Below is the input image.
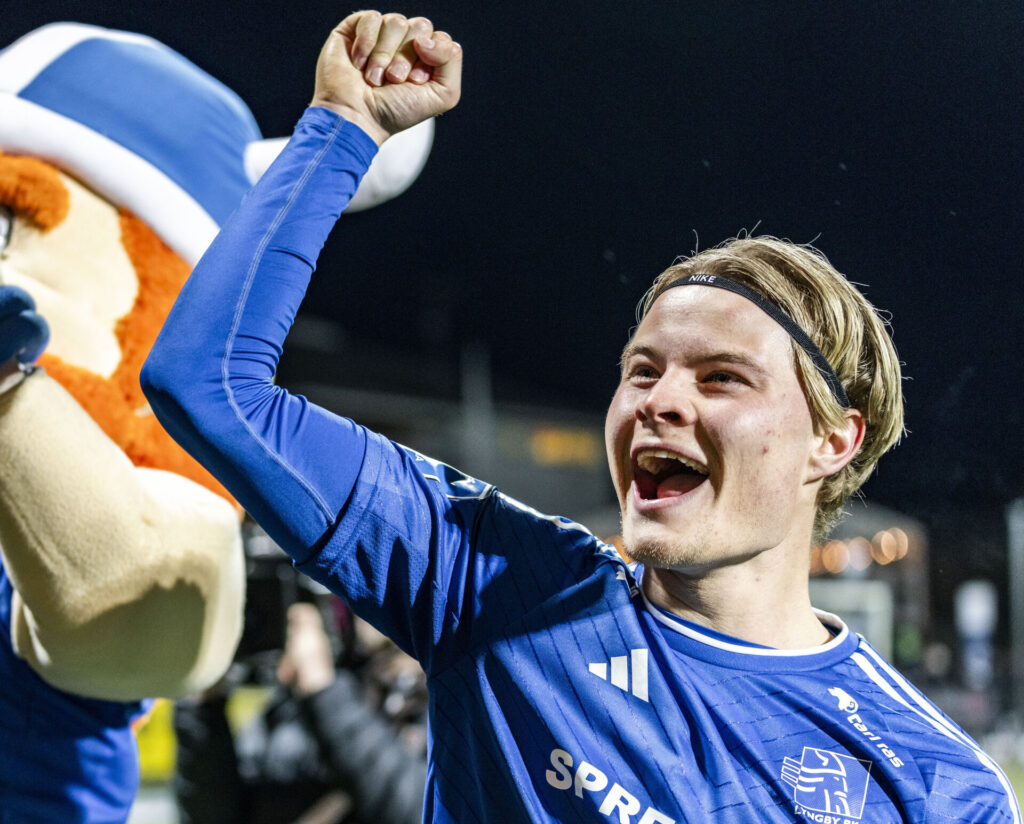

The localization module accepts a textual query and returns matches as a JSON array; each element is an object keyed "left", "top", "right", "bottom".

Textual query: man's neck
[{"left": 641, "top": 545, "right": 830, "bottom": 650}]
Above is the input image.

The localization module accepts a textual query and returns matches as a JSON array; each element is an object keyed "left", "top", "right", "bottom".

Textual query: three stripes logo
[{"left": 587, "top": 649, "right": 649, "bottom": 702}]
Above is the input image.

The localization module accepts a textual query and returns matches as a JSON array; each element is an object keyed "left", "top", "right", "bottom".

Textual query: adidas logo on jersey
[{"left": 588, "top": 649, "right": 648, "bottom": 701}]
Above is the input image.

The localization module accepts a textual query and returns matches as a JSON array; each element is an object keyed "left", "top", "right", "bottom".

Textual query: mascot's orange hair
[
  {"left": 0, "top": 152, "right": 234, "bottom": 505},
  {"left": 0, "top": 154, "right": 69, "bottom": 228}
]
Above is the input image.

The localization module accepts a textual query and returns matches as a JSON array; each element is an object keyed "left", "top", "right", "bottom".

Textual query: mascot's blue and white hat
[{"left": 0, "top": 22, "right": 434, "bottom": 266}]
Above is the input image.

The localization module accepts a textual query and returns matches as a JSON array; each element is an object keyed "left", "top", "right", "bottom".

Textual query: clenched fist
[{"left": 312, "top": 11, "right": 462, "bottom": 146}]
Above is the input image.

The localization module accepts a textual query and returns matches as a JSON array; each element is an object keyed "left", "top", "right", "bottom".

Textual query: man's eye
[
  {"left": 628, "top": 365, "right": 659, "bottom": 382},
  {"left": 0, "top": 204, "right": 12, "bottom": 257},
  {"left": 704, "top": 371, "right": 738, "bottom": 384}
]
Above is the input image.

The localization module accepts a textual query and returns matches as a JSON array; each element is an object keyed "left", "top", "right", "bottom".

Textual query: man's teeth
[{"left": 635, "top": 449, "right": 708, "bottom": 475}]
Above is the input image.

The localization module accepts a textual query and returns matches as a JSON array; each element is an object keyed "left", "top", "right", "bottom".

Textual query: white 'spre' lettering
[{"left": 546, "top": 748, "right": 675, "bottom": 824}]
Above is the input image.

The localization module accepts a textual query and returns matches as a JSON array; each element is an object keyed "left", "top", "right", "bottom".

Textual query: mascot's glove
[{"left": 0, "top": 285, "right": 49, "bottom": 366}]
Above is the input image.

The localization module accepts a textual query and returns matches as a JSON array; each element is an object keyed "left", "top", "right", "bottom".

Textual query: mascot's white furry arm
[
  {"left": 0, "top": 23, "right": 434, "bottom": 701},
  {"left": 0, "top": 361, "right": 244, "bottom": 700}
]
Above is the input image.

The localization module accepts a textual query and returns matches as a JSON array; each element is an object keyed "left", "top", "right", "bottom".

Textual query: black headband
[{"left": 659, "top": 273, "right": 850, "bottom": 408}]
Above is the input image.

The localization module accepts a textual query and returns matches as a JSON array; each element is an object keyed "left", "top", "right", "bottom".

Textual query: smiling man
[
  {"left": 607, "top": 254, "right": 902, "bottom": 652},
  {"left": 142, "top": 10, "right": 1020, "bottom": 823}
]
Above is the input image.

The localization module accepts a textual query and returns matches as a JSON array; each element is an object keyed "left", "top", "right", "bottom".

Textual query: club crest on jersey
[{"left": 781, "top": 747, "right": 871, "bottom": 822}]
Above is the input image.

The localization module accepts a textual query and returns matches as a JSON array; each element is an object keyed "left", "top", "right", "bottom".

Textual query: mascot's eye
[{"left": 0, "top": 204, "right": 12, "bottom": 257}]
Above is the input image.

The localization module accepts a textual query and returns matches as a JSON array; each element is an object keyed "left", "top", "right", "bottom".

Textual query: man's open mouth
[{"left": 633, "top": 448, "right": 709, "bottom": 500}]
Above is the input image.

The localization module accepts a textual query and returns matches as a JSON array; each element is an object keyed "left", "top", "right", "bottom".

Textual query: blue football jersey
[
  {"left": 0, "top": 557, "right": 148, "bottom": 823},
  {"left": 295, "top": 433, "right": 1021, "bottom": 824}
]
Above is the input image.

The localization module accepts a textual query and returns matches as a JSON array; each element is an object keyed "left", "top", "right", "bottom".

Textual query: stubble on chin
[{"left": 622, "top": 521, "right": 714, "bottom": 570}]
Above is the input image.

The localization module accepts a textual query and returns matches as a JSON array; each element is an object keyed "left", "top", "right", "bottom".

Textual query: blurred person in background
[{"left": 174, "top": 598, "right": 427, "bottom": 824}]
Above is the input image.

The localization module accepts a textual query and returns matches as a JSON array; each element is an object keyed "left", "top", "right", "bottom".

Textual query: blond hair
[{"left": 639, "top": 236, "right": 904, "bottom": 538}]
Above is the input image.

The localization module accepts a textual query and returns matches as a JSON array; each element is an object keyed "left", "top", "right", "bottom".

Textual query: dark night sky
[{"left": 7, "top": 2, "right": 1024, "bottom": 574}]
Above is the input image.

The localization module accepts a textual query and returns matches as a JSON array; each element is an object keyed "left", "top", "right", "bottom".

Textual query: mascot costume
[{"left": 0, "top": 22, "right": 433, "bottom": 822}]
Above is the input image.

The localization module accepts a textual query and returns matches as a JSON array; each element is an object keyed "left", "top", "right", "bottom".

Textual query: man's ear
[{"left": 807, "top": 409, "right": 865, "bottom": 482}]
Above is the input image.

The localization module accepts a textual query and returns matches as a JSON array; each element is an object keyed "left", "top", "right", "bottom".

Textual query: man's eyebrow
[
  {"left": 619, "top": 341, "right": 656, "bottom": 366},
  {"left": 698, "top": 350, "right": 772, "bottom": 377},
  {"left": 619, "top": 342, "right": 771, "bottom": 377}
]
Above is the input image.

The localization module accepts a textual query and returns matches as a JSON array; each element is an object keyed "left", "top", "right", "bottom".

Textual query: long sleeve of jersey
[
  {"left": 143, "top": 107, "right": 609, "bottom": 675},
  {"left": 142, "top": 107, "right": 375, "bottom": 561}
]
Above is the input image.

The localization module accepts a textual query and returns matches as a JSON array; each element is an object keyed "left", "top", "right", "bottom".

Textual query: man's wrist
[{"left": 308, "top": 99, "right": 389, "bottom": 146}]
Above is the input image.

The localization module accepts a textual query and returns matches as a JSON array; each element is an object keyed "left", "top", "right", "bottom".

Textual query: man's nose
[{"left": 635, "top": 375, "right": 696, "bottom": 426}]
